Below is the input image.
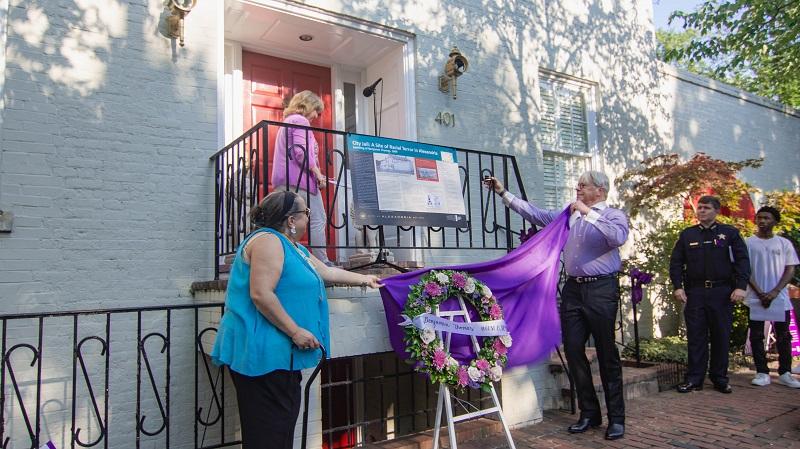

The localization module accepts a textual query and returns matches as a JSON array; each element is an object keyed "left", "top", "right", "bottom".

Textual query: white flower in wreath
[
  {"left": 421, "top": 328, "right": 436, "bottom": 344},
  {"left": 489, "top": 365, "right": 503, "bottom": 381},
  {"left": 425, "top": 306, "right": 432, "bottom": 313},
  {"left": 464, "top": 279, "right": 476, "bottom": 294},
  {"left": 435, "top": 272, "right": 449, "bottom": 284},
  {"left": 467, "top": 366, "right": 483, "bottom": 382},
  {"left": 448, "top": 357, "right": 459, "bottom": 368},
  {"left": 500, "top": 335, "right": 513, "bottom": 348},
  {"left": 481, "top": 285, "right": 492, "bottom": 298}
]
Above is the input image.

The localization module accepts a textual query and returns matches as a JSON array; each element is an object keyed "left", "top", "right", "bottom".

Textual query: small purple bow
[{"left": 630, "top": 268, "right": 654, "bottom": 305}]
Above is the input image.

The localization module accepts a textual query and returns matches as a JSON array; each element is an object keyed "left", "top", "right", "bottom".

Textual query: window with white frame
[{"left": 538, "top": 74, "right": 597, "bottom": 210}]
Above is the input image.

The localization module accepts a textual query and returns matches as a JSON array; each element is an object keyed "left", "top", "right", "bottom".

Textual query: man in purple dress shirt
[{"left": 484, "top": 171, "right": 629, "bottom": 441}]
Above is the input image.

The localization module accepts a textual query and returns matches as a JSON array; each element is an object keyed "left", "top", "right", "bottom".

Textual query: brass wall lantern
[
  {"left": 438, "top": 47, "right": 469, "bottom": 99},
  {"left": 166, "top": 0, "right": 198, "bottom": 47}
]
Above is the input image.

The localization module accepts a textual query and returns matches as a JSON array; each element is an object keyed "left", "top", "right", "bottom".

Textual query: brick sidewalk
[{"left": 462, "top": 371, "right": 800, "bottom": 449}]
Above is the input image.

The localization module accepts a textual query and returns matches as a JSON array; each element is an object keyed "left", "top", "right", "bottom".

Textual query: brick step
[
  {"left": 548, "top": 362, "right": 661, "bottom": 411},
  {"left": 363, "top": 418, "right": 503, "bottom": 449}
]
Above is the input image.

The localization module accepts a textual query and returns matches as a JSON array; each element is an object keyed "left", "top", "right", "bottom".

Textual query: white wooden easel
[{"left": 431, "top": 297, "right": 516, "bottom": 449}]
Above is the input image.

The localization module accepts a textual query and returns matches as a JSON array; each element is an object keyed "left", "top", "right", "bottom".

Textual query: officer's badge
[{"left": 717, "top": 234, "right": 726, "bottom": 240}]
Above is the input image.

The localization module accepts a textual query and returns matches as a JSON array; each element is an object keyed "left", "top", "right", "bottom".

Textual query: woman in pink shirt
[{"left": 271, "top": 91, "right": 333, "bottom": 265}]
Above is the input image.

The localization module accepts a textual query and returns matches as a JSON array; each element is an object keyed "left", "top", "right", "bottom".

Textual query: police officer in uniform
[{"left": 669, "top": 196, "right": 750, "bottom": 393}]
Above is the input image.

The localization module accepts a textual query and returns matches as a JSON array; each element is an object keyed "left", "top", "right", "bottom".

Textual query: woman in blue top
[{"left": 211, "top": 190, "right": 382, "bottom": 449}]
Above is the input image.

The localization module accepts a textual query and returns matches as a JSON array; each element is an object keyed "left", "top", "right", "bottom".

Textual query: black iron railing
[
  {"left": 0, "top": 304, "right": 237, "bottom": 449},
  {"left": 1, "top": 306, "right": 498, "bottom": 449},
  {"left": 210, "top": 121, "right": 530, "bottom": 278},
  {"left": 655, "top": 362, "right": 687, "bottom": 392}
]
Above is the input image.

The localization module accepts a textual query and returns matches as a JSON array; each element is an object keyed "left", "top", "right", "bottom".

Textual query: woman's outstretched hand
[{"left": 362, "top": 274, "right": 384, "bottom": 289}]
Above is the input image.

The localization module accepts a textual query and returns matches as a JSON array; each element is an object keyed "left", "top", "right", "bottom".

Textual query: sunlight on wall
[
  {"left": 49, "top": 0, "right": 127, "bottom": 96},
  {"left": 389, "top": 0, "right": 452, "bottom": 33},
  {"left": 10, "top": 4, "right": 48, "bottom": 45},
  {"left": 688, "top": 118, "right": 699, "bottom": 136},
  {"left": 560, "top": 0, "right": 590, "bottom": 24}
]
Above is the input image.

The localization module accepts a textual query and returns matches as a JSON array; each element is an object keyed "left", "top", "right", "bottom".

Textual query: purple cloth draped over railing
[{"left": 379, "top": 209, "right": 571, "bottom": 368}]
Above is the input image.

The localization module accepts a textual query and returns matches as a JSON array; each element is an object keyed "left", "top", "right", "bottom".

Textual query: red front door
[{"left": 242, "top": 51, "right": 336, "bottom": 258}]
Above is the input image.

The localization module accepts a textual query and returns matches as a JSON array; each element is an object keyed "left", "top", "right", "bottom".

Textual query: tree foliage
[
  {"left": 656, "top": 29, "right": 715, "bottom": 76},
  {"left": 617, "top": 153, "right": 763, "bottom": 217},
  {"left": 665, "top": 0, "right": 800, "bottom": 108},
  {"left": 762, "top": 190, "right": 800, "bottom": 284}
]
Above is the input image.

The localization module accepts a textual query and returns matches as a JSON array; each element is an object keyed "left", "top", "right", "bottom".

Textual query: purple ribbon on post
[{"left": 630, "top": 268, "right": 653, "bottom": 305}]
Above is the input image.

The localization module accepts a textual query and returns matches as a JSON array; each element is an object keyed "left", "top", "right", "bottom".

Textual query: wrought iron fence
[
  {"left": 1, "top": 306, "right": 498, "bottom": 449},
  {"left": 655, "top": 362, "right": 687, "bottom": 392},
  {"left": 210, "top": 121, "right": 530, "bottom": 278},
  {"left": 0, "top": 303, "right": 237, "bottom": 449}
]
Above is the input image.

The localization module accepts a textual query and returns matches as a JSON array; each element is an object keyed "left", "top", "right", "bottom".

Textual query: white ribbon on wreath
[{"left": 398, "top": 313, "right": 509, "bottom": 337}]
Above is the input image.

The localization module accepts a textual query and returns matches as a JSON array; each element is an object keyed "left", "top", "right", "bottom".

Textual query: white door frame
[{"left": 216, "top": 0, "right": 417, "bottom": 146}]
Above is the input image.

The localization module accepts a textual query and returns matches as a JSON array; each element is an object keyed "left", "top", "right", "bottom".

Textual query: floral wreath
[{"left": 402, "top": 270, "right": 512, "bottom": 391}]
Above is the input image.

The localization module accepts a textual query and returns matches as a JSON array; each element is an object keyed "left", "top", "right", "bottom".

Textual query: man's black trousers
[
  {"left": 749, "top": 310, "right": 793, "bottom": 375},
  {"left": 684, "top": 286, "right": 734, "bottom": 386},
  {"left": 561, "top": 277, "right": 625, "bottom": 424}
]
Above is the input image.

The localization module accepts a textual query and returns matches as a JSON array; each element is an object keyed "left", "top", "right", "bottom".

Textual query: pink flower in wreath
[
  {"left": 451, "top": 273, "right": 467, "bottom": 289},
  {"left": 433, "top": 349, "right": 448, "bottom": 370},
  {"left": 493, "top": 338, "right": 508, "bottom": 356},
  {"left": 424, "top": 282, "right": 443, "bottom": 297},
  {"left": 457, "top": 366, "right": 470, "bottom": 387},
  {"left": 475, "top": 358, "right": 490, "bottom": 372},
  {"left": 489, "top": 303, "right": 502, "bottom": 319}
]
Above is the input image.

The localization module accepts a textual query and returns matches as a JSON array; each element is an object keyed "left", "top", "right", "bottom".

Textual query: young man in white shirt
[{"left": 746, "top": 206, "right": 800, "bottom": 388}]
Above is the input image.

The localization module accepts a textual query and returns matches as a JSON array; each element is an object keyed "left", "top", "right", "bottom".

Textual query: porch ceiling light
[
  {"left": 166, "top": 0, "right": 198, "bottom": 47},
  {"left": 438, "top": 46, "right": 469, "bottom": 99},
  {"left": 299, "top": 34, "right": 314, "bottom": 42}
]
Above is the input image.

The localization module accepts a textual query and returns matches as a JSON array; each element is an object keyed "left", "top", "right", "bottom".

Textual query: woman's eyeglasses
[{"left": 287, "top": 207, "right": 311, "bottom": 218}]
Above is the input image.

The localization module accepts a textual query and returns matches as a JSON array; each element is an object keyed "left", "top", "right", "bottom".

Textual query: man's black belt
[
  {"left": 688, "top": 279, "right": 732, "bottom": 289},
  {"left": 568, "top": 272, "right": 618, "bottom": 284}
]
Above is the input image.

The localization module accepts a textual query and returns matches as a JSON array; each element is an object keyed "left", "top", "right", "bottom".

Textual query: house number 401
[{"left": 435, "top": 112, "right": 456, "bottom": 127}]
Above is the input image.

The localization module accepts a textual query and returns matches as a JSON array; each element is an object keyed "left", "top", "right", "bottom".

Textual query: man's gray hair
[{"left": 579, "top": 171, "right": 609, "bottom": 192}]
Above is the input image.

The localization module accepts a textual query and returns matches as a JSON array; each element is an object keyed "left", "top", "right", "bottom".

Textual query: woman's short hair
[
  {"left": 250, "top": 190, "right": 300, "bottom": 230},
  {"left": 284, "top": 91, "right": 323, "bottom": 119}
]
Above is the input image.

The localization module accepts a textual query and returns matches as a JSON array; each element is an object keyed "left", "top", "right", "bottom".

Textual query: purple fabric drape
[{"left": 379, "top": 209, "right": 571, "bottom": 368}]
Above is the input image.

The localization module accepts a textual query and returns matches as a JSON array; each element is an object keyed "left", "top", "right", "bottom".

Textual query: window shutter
[
  {"left": 538, "top": 82, "right": 589, "bottom": 155},
  {"left": 543, "top": 152, "right": 589, "bottom": 210},
  {"left": 539, "top": 75, "right": 593, "bottom": 209},
  {"left": 538, "top": 86, "right": 557, "bottom": 146}
]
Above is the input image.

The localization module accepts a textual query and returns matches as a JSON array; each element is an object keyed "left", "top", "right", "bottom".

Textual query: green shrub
[
  {"left": 624, "top": 334, "right": 752, "bottom": 369},
  {"left": 622, "top": 336, "right": 688, "bottom": 364},
  {"left": 730, "top": 302, "right": 749, "bottom": 349}
]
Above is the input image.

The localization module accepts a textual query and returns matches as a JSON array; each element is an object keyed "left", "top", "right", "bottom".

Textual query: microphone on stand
[{"left": 363, "top": 78, "right": 383, "bottom": 97}]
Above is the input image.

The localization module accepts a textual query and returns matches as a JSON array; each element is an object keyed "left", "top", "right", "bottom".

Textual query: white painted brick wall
[
  {"left": 0, "top": 0, "right": 219, "bottom": 313},
  {"left": 657, "top": 64, "right": 800, "bottom": 192}
]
